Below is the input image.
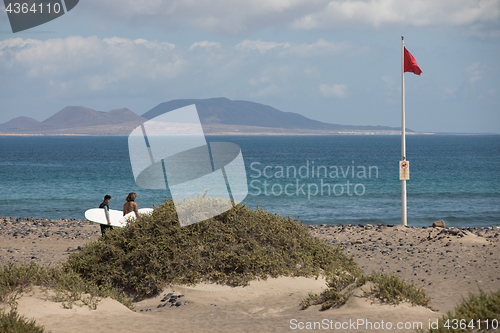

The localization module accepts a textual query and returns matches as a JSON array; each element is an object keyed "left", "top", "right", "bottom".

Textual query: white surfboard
[
  {"left": 85, "top": 208, "right": 154, "bottom": 228},
  {"left": 119, "top": 208, "right": 154, "bottom": 224}
]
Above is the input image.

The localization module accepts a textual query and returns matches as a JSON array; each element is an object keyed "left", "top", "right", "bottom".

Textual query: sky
[{"left": 0, "top": 0, "right": 499, "bottom": 133}]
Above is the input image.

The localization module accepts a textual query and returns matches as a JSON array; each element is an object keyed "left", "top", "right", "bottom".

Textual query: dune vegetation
[
  {"left": 2, "top": 198, "right": 497, "bottom": 331},
  {"left": 65, "top": 198, "right": 360, "bottom": 299}
]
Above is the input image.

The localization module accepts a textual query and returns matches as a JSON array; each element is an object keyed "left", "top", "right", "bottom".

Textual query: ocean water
[{"left": 0, "top": 135, "right": 498, "bottom": 228}]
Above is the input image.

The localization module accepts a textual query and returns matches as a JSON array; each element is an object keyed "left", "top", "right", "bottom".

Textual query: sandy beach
[{"left": 1, "top": 217, "right": 499, "bottom": 332}]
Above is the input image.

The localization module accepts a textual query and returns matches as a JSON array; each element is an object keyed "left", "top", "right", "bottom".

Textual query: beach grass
[
  {"left": 364, "top": 272, "right": 431, "bottom": 307},
  {"left": 300, "top": 272, "right": 430, "bottom": 310},
  {"left": 0, "top": 307, "right": 46, "bottom": 333},
  {"left": 0, "top": 261, "right": 132, "bottom": 310},
  {"left": 419, "top": 288, "right": 500, "bottom": 333}
]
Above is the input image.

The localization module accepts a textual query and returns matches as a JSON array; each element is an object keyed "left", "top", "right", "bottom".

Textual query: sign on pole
[{"left": 399, "top": 160, "right": 409, "bottom": 181}]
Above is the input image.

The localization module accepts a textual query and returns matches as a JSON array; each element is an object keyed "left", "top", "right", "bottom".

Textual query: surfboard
[
  {"left": 120, "top": 208, "right": 154, "bottom": 224},
  {"left": 85, "top": 208, "right": 154, "bottom": 228}
]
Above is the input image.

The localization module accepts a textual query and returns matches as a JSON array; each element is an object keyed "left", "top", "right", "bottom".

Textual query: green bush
[
  {"left": 66, "top": 199, "right": 360, "bottom": 299},
  {"left": 301, "top": 272, "right": 430, "bottom": 310},
  {"left": 0, "top": 262, "right": 84, "bottom": 302},
  {"left": 8, "top": 199, "right": 436, "bottom": 315},
  {"left": 300, "top": 268, "right": 365, "bottom": 310},
  {"left": 0, "top": 308, "right": 46, "bottom": 333},
  {"left": 365, "top": 273, "right": 431, "bottom": 307},
  {"left": 0, "top": 262, "right": 132, "bottom": 310},
  {"left": 420, "top": 288, "right": 500, "bottom": 333}
]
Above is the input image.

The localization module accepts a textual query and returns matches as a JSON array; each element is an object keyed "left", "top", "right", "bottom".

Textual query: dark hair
[
  {"left": 104, "top": 195, "right": 112, "bottom": 200},
  {"left": 125, "top": 192, "right": 137, "bottom": 202}
]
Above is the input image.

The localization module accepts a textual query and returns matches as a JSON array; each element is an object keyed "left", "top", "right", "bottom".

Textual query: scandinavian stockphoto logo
[
  {"left": 4, "top": 0, "right": 79, "bottom": 33},
  {"left": 128, "top": 105, "right": 248, "bottom": 227}
]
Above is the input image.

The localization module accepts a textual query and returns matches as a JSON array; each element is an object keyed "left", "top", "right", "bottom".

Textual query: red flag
[{"left": 404, "top": 47, "right": 422, "bottom": 75}]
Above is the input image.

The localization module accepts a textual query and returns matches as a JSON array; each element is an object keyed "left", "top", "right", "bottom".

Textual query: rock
[
  {"left": 161, "top": 293, "right": 173, "bottom": 302},
  {"left": 432, "top": 220, "right": 445, "bottom": 228},
  {"left": 449, "top": 228, "right": 460, "bottom": 236}
]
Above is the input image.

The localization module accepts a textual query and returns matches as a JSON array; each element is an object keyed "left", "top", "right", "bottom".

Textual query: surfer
[
  {"left": 99, "top": 195, "right": 113, "bottom": 235},
  {"left": 123, "top": 192, "right": 141, "bottom": 218}
]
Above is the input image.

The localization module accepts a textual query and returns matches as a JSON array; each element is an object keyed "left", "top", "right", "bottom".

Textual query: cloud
[
  {"left": 465, "top": 62, "right": 484, "bottom": 83},
  {"left": 0, "top": 36, "right": 349, "bottom": 101},
  {"left": 0, "top": 36, "right": 178, "bottom": 77},
  {"left": 319, "top": 83, "right": 347, "bottom": 98},
  {"left": 81, "top": 0, "right": 322, "bottom": 34},
  {"left": 77, "top": 0, "right": 500, "bottom": 34},
  {"left": 248, "top": 76, "right": 270, "bottom": 85},
  {"left": 235, "top": 39, "right": 291, "bottom": 53},
  {"left": 0, "top": 35, "right": 360, "bottom": 117},
  {"left": 189, "top": 41, "right": 222, "bottom": 51},
  {"left": 441, "top": 87, "right": 458, "bottom": 100},
  {"left": 292, "top": 0, "right": 500, "bottom": 30},
  {"left": 235, "top": 38, "right": 348, "bottom": 56},
  {"left": 285, "top": 38, "right": 349, "bottom": 56},
  {"left": 253, "top": 84, "right": 281, "bottom": 97},
  {"left": 0, "top": 36, "right": 183, "bottom": 97}
]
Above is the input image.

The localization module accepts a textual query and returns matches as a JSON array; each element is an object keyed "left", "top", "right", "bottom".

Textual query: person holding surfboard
[
  {"left": 123, "top": 192, "right": 141, "bottom": 218},
  {"left": 99, "top": 195, "right": 113, "bottom": 235}
]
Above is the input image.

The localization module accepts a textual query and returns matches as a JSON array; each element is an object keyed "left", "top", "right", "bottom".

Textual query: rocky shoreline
[
  {"left": 0, "top": 216, "right": 100, "bottom": 265},
  {"left": 307, "top": 223, "right": 500, "bottom": 312},
  {"left": 2, "top": 215, "right": 497, "bottom": 242},
  {"left": 1, "top": 216, "right": 99, "bottom": 240},
  {"left": 307, "top": 223, "right": 500, "bottom": 258}
]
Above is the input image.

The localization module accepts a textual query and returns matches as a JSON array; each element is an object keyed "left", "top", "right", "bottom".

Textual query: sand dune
[
  {"left": 1, "top": 218, "right": 498, "bottom": 332},
  {"left": 7, "top": 277, "right": 441, "bottom": 333}
]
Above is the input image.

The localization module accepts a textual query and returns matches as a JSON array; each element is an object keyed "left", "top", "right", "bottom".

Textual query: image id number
[{"left": 5, "top": 2, "right": 61, "bottom": 14}]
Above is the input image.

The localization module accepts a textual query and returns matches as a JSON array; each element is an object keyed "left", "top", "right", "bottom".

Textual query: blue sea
[{"left": 0, "top": 135, "right": 499, "bottom": 228}]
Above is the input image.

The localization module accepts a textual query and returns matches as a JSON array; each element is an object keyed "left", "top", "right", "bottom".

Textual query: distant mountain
[
  {"left": 0, "top": 106, "right": 147, "bottom": 135},
  {"left": 0, "top": 116, "right": 40, "bottom": 130},
  {"left": 142, "top": 97, "right": 405, "bottom": 132},
  {"left": 0, "top": 98, "right": 415, "bottom": 135},
  {"left": 30, "top": 106, "right": 145, "bottom": 130}
]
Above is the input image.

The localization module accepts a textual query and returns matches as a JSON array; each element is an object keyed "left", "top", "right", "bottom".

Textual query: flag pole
[{"left": 401, "top": 36, "right": 407, "bottom": 226}]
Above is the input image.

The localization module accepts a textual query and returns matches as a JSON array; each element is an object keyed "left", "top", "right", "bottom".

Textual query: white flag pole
[{"left": 401, "top": 36, "right": 407, "bottom": 226}]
